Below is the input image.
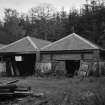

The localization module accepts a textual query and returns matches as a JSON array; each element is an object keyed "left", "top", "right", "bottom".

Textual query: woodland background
[{"left": 0, "top": 0, "right": 105, "bottom": 48}]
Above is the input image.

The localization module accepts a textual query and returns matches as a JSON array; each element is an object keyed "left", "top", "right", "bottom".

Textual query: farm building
[
  {"left": 0, "top": 36, "right": 51, "bottom": 76},
  {"left": 0, "top": 44, "right": 5, "bottom": 48},
  {"left": 40, "top": 33, "right": 105, "bottom": 77}
]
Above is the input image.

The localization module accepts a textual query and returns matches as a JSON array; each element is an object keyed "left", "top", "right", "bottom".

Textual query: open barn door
[
  {"left": 14, "top": 54, "right": 36, "bottom": 76},
  {"left": 65, "top": 60, "right": 80, "bottom": 77}
]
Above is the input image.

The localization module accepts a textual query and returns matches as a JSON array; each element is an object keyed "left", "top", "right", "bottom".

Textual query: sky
[{"left": 0, "top": 0, "right": 86, "bottom": 19}]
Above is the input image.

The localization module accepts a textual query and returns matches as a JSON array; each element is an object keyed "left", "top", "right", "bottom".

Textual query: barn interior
[
  {"left": 0, "top": 54, "right": 36, "bottom": 76},
  {"left": 65, "top": 60, "right": 80, "bottom": 77},
  {"left": 13, "top": 54, "right": 36, "bottom": 76}
]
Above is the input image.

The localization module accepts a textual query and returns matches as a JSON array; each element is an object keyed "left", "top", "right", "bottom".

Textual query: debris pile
[
  {"left": 0, "top": 80, "right": 32, "bottom": 99},
  {"left": 0, "top": 79, "right": 47, "bottom": 105}
]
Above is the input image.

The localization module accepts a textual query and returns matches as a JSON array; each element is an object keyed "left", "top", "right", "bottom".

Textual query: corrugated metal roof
[
  {"left": 0, "top": 36, "right": 51, "bottom": 53},
  {"left": 41, "top": 33, "right": 101, "bottom": 51}
]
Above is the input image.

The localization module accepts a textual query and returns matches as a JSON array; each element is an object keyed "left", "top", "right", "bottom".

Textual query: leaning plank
[
  {"left": 0, "top": 92, "right": 14, "bottom": 95},
  {"left": 0, "top": 92, "right": 14, "bottom": 97},
  {"left": 0, "top": 84, "right": 17, "bottom": 89},
  {"left": 14, "top": 90, "right": 32, "bottom": 96},
  {"left": 5, "top": 80, "right": 19, "bottom": 84},
  {"left": 34, "top": 100, "right": 48, "bottom": 105}
]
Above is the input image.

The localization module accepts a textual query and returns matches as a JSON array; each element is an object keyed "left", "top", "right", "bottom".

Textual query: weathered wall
[
  {"left": 40, "top": 54, "right": 51, "bottom": 62},
  {"left": 83, "top": 54, "right": 93, "bottom": 60},
  {"left": 40, "top": 52, "right": 95, "bottom": 62},
  {"left": 40, "top": 51, "right": 100, "bottom": 73},
  {"left": 54, "top": 60, "right": 66, "bottom": 71},
  {"left": 52, "top": 54, "right": 81, "bottom": 60}
]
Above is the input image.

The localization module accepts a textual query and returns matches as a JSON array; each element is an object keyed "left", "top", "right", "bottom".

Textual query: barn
[
  {"left": 0, "top": 36, "right": 51, "bottom": 76},
  {"left": 40, "top": 33, "right": 105, "bottom": 77},
  {"left": 0, "top": 44, "right": 5, "bottom": 48}
]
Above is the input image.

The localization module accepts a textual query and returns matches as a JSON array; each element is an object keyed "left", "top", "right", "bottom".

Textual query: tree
[
  {"left": 28, "top": 3, "right": 56, "bottom": 40},
  {"left": 3, "top": 8, "right": 25, "bottom": 43},
  {"left": 30, "top": 3, "right": 55, "bottom": 21},
  {"left": 65, "top": 0, "right": 105, "bottom": 48},
  {"left": 66, "top": 9, "right": 79, "bottom": 34}
]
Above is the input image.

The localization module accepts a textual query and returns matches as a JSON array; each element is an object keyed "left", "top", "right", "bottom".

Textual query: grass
[{"left": 0, "top": 76, "right": 105, "bottom": 105}]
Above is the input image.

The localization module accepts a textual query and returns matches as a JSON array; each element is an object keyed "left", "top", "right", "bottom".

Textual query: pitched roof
[
  {"left": 30, "top": 37, "right": 51, "bottom": 49},
  {"left": 41, "top": 33, "right": 101, "bottom": 51},
  {"left": 0, "top": 36, "right": 51, "bottom": 53},
  {"left": 0, "top": 44, "right": 5, "bottom": 48}
]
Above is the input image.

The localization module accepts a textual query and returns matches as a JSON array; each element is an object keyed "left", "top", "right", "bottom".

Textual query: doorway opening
[
  {"left": 12, "top": 54, "right": 36, "bottom": 76},
  {"left": 65, "top": 60, "right": 80, "bottom": 77}
]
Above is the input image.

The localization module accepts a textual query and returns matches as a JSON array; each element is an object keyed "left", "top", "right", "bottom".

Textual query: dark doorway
[
  {"left": 65, "top": 60, "right": 80, "bottom": 77},
  {"left": 12, "top": 54, "right": 36, "bottom": 76}
]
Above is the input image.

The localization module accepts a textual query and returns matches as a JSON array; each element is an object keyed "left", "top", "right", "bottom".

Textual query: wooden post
[
  {"left": 36, "top": 51, "right": 40, "bottom": 62},
  {"left": 93, "top": 50, "right": 100, "bottom": 76},
  {"left": 35, "top": 50, "right": 40, "bottom": 76},
  {"left": 81, "top": 53, "right": 84, "bottom": 60}
]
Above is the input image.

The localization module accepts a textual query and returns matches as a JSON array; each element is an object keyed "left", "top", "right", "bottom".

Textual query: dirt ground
[{"left": 0, "top": 76, "right": 105, "bottom": 105}]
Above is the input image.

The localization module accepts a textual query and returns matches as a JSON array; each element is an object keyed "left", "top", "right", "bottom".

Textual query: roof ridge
[
  {"left": 41, "top": 33, "right": 101, "bottom": 50},
  {"left": 27, "top": 36, "right": 38, "bottom": 50},
  {"left": 41, "top": 33, "right": 74, "bottom": 50},
  {"left": 73, "top": 33, "right": 99, "bottom": 49},
  {"left": 27, "top": 36, "right": 51, "bottom": 43}
]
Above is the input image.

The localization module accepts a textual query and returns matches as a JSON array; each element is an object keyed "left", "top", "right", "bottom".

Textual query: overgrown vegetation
[{"left": 0, "top": 76, "right": 105, "bottom": 105}]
